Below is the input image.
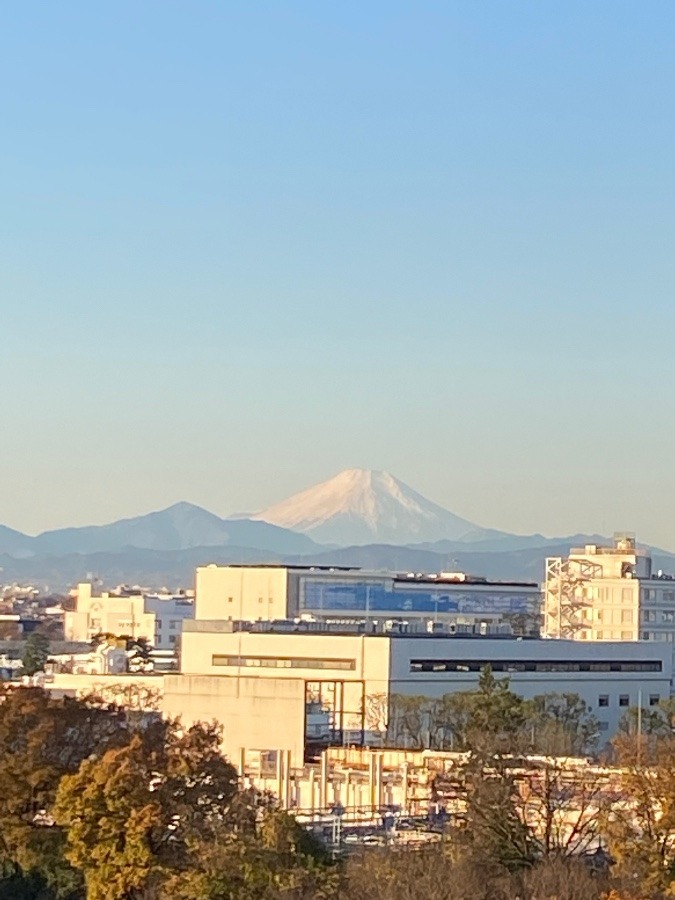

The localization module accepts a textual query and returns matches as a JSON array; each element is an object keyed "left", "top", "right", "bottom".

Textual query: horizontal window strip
[
  {"left": 213, "top": 655, "right": 356, "bottom": 671},
  {"left": 409, "top": 659, "right": 662, "bottom": 674}
]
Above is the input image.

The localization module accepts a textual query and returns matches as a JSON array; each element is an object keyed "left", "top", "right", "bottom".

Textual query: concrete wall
[
  {"left": 163, "top": 673, "right": 307, "bottom": 766},
  {"left": 195, "top": 566, "right": 290, "bottom": 621}
]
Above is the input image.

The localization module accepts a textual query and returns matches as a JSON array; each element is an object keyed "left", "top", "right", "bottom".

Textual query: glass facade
[{"left": 299, "top": 577, "right": 535, "bottom": 616}]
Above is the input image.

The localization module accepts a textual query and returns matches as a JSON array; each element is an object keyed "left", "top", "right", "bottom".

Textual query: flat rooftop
[
  {"left": 184, "top": 619, "right": 537, "bottom": 639},
  {"left": 198, "top": 563, "right": 538, "bottom": 587}
]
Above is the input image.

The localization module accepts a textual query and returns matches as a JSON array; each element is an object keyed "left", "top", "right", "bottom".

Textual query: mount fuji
[{"left": 253, "top": 468, "right": 488, "bottom": 546}]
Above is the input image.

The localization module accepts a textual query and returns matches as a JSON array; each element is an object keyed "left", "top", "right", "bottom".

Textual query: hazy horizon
[
  {"left": 1, "top": 467, "right": 665, "bottom": 553},
  {"left": 3, "top": 3, "right": 675, "bottom": 549}
]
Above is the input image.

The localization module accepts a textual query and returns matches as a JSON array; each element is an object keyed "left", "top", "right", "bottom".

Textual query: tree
[
  {"left": 21, "top": 633, "right": 50, "bottom": 677},
  {"left": 522, "top": 692, "right": 600, "bottom": 756},
  {"left": 123, "top": 637, "right": 153, "bottom": 674},
  {"left": 517, "top": 758, "right": 610, "bottom": 859},
  {"left": 342, "top": 845, "right": 511, "bottom": 900},
  {"left": 162, "top": 811, "right": 336, "bottom": 900},
  {"left": 463, "top": 666, "right": 526, "bottom": 759},
  {"left": 0, "top": 686, "right": 128, "bottom": 892},
  {"left": 463, "top": 769, "right": 535, "bottom": 873},
  {"left": 428, "top": 692, "right": 475, "bottom": 751},
  {"left": 617, "top": 701, "right": 673, "bottom": 740},
  {"left": 603, "top": 733, "right": 675, "bottom": 895},
  {"left": 386, "top": 695, "right": 428, "bottom": 748},
  {"left": 53, "top": 721, "right": 244, "bottom": 900}
]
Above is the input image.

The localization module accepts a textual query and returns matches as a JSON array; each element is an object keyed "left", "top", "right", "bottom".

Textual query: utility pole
[{"left": 637, "top": 689, "right": 643, "bottom": 767}]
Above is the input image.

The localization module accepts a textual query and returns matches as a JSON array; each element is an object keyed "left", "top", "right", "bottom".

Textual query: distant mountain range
[
  {"left": 253, "top": 468, "right": 485, "bottom": 545},
  {"left": 0, "top": 502, "right": 319, "bottom": 560},
  {"left": 2, "top": 469, "right": 672, "bottom": 591}
]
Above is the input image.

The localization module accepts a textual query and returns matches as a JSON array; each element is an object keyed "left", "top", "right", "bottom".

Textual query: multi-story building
[
  {"left": 195, "top": 564, "right": 541, "bottom": 635},
  {"left": 64, "top": 583, "right": 194, "bottom": 650},
  {"left": 163, "top": 611, "right": 671, "bottom": 766},
  {"left": 544, "top": 534, "right": 675, "bottom": 645}
]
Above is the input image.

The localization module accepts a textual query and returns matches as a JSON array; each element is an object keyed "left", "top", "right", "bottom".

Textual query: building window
[
  {"left": 213, "top": 655, "right": 356, "bottom": 671},
  {"left": 621, "top": 631, "right": 633, "bottom": 640},
  {"left": 598, "top": 722, "right": 610, "bottom": 732},
  {"left": 642, "top": 631, "right": 651, "bottom": 640},
  {"left": 596, "top": 631, "right": 604, "bottom": 640},
  {"left": 169, "top": 636, "right": 177, "bottom": 645},
  {"left": 622, "top": 609, "right": 633, "bottom": 624},
  {"left": 643, "top": 610, "right": 657, "bottom": 623},
  {"left": 619, "top": 695, "right": 630, "bottom": 707},
  {"left": 663, "top": 611, "right": 675, "bottom": 623},
  {"left": 649, "top": 694, "right": 660, "bottom": 707},
  {"left": 598, "top": 695, "right": 609, "bottom": 707},
  {"left": 408, "top": 659, "right": 662, "bottom": 674},
  {"left": 664, "top": 591, "right": 675, "bottom": 604},
  {"left": 228, "top": 597, "right": 233, "bottom": 603}
]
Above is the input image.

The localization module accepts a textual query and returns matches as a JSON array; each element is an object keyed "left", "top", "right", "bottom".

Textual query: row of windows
[
  {"left": 598, "top": 693, "right": 660, "bottom": 708},
  {"left": 581, "top": 609, "right": 634, "bottom": 624},
  {"left": 409, "top": 659, "right": 663, "bottom": 673},
  {"left": 572, "top": 588, "right": 675, "bottom": 606},
  {"left": 155, "top": 620, "right": 183, "bottom": 632},
  {"left": 225, "top": 597, "right": 275, "bottom": 604},
  {"left": 583, "top": 587, "right": 635, "bottom": 603},
  {"left": 644, "top": 589, "right": 675, "bottom": 603},
  {"left": 593, "top": 631, "right": 635, "bottom": 640},
  {"left": 642, "top": 610, "right": 675, "bottom": 624},
  {"left": 212, "top": 655, "right": 356, "bottom": 671}
]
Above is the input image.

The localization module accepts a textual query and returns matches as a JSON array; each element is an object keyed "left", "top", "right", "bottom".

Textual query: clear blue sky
[{"left": 3, "top": 2, "right": 675, "bottom": 547}]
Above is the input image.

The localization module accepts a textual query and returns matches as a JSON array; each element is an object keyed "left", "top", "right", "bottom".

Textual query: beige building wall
[
  {"left": 195, "top": 566, "right": 291, "bottom": 622},
  {"left": 163, "top": 674, "right": 307, "bottom": 766},
  {"left": 170, "top": 627, "right": 393, "bottom": 755},
  {"left": 180, "top": 627, "right": 391, "bottom": 694},
  {"left": 64, "top": 584, "right": 155, "bottom": 642}
]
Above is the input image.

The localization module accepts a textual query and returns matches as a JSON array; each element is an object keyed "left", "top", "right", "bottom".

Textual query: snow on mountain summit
[{"left": 253, "top": 468, "right": 479, "bottom": 546}]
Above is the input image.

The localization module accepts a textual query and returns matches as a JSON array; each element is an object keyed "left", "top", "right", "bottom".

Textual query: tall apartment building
[{"left": 544, "top": 534, "right": 675, "bottom": 644}]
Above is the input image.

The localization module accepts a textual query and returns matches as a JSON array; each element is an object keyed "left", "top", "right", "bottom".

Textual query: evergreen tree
[{"left": 21, "top": 633, "right": 50, "bottom": 677}]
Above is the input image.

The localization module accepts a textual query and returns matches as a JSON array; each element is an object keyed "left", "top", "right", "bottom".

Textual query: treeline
[
  {"left": 2, "top": 675, "right": 675, "bottom": 898},
  {"left": 382, "top": 670, "right": 601, "bottom": 756}
]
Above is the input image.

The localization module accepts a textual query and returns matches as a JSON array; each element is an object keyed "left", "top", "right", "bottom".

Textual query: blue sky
[{"left": 3, "top": 2, "right": 675, "bottom": 546}]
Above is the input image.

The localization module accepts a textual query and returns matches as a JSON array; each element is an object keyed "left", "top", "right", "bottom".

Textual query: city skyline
[{"left": 3, "top": 2, "right": 675, "bottom": 547}]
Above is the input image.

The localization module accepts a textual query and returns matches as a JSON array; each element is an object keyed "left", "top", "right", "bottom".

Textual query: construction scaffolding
[{"left": 544, "top": 556, "right": 604, "bottom": 639}]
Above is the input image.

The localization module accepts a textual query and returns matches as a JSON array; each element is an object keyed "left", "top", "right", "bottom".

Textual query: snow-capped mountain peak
[{"left": 253, "top": 468, "right": 479, "bottom": 546}]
